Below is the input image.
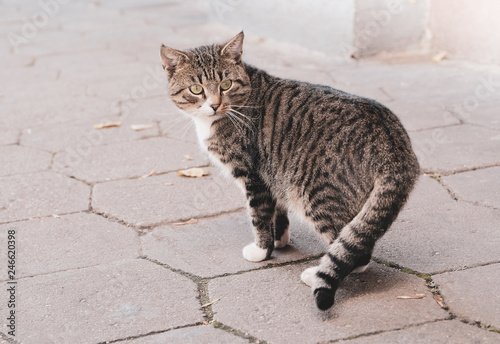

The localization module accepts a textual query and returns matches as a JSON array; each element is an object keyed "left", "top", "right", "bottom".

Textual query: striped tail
[{"left": 313, "top": 169, "right": 417, "bottom": 310}]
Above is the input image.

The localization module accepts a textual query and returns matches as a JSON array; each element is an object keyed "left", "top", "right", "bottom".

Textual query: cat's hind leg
[
  {"left": 301, "top": 252, "right": 370, "bottom": 287},
  {"left": 273, "top": 207, "right": 290, "bottom": 248},
  {"left": 311, "top": 173, "right": 416, "bottom": 310},
  {"left": 352, "top": 252, "right": 372, "bottom": 273}
]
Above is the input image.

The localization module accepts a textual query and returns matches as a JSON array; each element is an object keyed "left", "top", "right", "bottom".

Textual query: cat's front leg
[{"left": 241, "top": 175, "right": 276, "bottom": 262}]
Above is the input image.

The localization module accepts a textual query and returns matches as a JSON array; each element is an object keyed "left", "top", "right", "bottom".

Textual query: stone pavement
[{"left": 1, "top": 1, "right": 500, "bottom": 343}]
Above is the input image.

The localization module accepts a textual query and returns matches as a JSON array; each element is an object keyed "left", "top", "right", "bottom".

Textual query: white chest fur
[
  {"left": 194, "top": 115, "right": 213, "bottom": 151},
  {"left": 189, "top": 102, "right": 234, "bottom": 180}
]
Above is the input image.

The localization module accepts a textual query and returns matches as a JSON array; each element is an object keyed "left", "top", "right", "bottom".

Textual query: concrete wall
[
  {"left": 209, "top": 0, "right": 500, "bottom": 64},
  {"left": 209, "top": 0, "right": 355, "bottom": 57},
  {"left": 429, "top": 0, "right": 500, "bottom": 65},
  {"left": 352, "top": 0, "right": 428, "bottom": 58}
]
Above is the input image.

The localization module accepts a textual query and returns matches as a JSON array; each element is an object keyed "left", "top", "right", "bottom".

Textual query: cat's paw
[
  {"left": 242, "top": 243, "right": 268, "bottom": 262},
  {"left": 352, "top": 263, "right": 369, "bottom": 273},
  {"left": 314, "top": 287, "right": 336, "bottom": 310},
  {"left": 274, "top": 229, "right": 290, "bottom": 248},
  {"left": 300, "top": 266, "right": 320, "bottom": 287}
]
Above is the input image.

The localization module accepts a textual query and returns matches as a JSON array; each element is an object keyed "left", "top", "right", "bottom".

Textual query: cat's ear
[
  {"left": 220, "top": 31, "right": 244, "bottom": 63},
  {"left": 160, "top": 45, "right": 190, "bottom": 76}
]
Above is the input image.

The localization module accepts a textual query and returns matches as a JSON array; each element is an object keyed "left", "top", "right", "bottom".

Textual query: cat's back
[{"left": 251, "top": 69, "right": 415, "bottom": 166}]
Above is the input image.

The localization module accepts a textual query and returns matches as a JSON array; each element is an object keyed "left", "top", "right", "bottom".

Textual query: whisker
[
  {"left": 229, "top": 104, "right": 261, "bottom": 109},
  {"left": 226, "top": 112, "right": 244, "bottom": 134},
  {"left": 229, "top": 109, "right": 255, "bottom": 132},
  {"left": 161, "top": 116, "right": 191, "bottom": 134}
]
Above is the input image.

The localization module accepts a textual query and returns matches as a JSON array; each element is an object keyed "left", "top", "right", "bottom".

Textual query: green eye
[
  {"left": 189, "top": 84, "right": 204, "bottom": 95},
  {"left": 220, "top": 79, "right": 232, "bottom": 91}
]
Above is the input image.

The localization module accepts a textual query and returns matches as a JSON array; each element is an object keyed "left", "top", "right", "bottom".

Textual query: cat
[{"left": 160, "top": 32, "right": 420, "bottom": 310}]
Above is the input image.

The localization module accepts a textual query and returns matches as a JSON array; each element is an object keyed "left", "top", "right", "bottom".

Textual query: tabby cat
[{"left": 160, "top": 32, "right": 420, "bottom": 310}]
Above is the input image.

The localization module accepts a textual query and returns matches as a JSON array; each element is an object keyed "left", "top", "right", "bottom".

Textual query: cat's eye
[
  {"left": 189, "top": 84, "right": 204, "bottom": 95},
  {"left": 220, "top": 79, "right": 232, "bottom": 91}
]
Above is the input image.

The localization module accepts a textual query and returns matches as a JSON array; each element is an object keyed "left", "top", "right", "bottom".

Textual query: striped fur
[{"left": 160, "top": 32, "right": 420, "bottom": 310}]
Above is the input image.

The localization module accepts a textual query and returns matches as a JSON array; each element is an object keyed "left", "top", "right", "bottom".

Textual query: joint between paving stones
[
  {"left": 428, "top": 170, "right": 500, "bottom": 210},
  {"left": 91, "top": 209, "right": 143, "bottom": 232},
  {"left": 446, "top": 108, "right": 466, "bottom": 125},
  {"left": 433, "top": 260, "right": 500, "bottom": 275},
  {"left": 86, "top": 162, "right": 212, "bottom": 186},
  {"left": 425, "top": 162, "right": 500, "bottom": 177},
  {"left": 140, "top": 257, "right": 267, "bottom": 343},
  {"left": 88, "top": 184, "right": 94, "bottom": 211},
  {"left": 130, "top": 207, "right": 247, "bottom": 235},
  {"left": 372, "top": 257, "right": 500, "bottom": 337},
  {"left": 320, "top": 318, "right": 455, "bottom": 344},
  {"left": 456, "top": 318, "right": 500, "bottom": 335},
  {"left": 408, "top": 122, "right": 462, "bottom": 133},
  {"left": 95, "top": 322, "right": 206, "bottom": 344},
  {"left": 211, "top": 321, "right": 268, "bottom": 344},
  {"left": 428, "top": 173, "right": 460, "bottom": 201},
  {"left": 0, "top": 210, "right": 84, "bottom": 226},
  {"left": 371, "top": 257, "right": 450, "bottom": 311}
]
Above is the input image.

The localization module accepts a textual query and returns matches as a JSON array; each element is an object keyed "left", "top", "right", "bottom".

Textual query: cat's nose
[{"left": 211, "top": 103, "right": 220, "bottom": 111}]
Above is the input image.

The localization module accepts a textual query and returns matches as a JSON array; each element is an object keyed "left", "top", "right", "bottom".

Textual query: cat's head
[{"left": 160, "top": 32, "right": 251, "bottom": 118}]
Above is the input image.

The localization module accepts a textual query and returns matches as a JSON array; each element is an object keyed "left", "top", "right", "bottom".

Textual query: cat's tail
[{"left": 313, "top": 163, "right": 419, "bottom": 310}]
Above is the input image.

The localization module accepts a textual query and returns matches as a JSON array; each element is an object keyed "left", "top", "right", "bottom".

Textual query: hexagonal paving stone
[
  {"left": 0, "top": 145, "right": 52, "bottom": 177},
  {"left": 0, "top": 213, "right": 139, "bottom": 280},
  {"left": 409, "top": 125, "right": 500, "bottom": 173},
  {"left": 1, "top": 259, "right": 203, "bottom": 344},
  {"left": 92, "top": 169, "right": 245, "bottom": 227},
  {"left": 345, "top": 320, "right": 500, "bottom": 344},
  {"left": 21, "top": 116, "right": 159, "bottom": 153},
  {"left": 443, "top": 167, "right": 500, "bottom": 209},
  {"left": 122, "top": 325, "right": 249, "bottom": 344},
  {"left": 375, "top": 203, "right": 500, "bottom": 274},
  {"left": 53, "top": 137, "right": 207, "bottom": 182},
  {"left": 209, "top": 262, "right": 447, "bottom": 344},
  {"left": 142, "top": 211, "right": 327, "bottom": 278},
  {"left": 434, "top": 264, "right": 500, "bottom": 329},
  {"left": 0, "top": 172, "right": 90, "bottom": 223}
]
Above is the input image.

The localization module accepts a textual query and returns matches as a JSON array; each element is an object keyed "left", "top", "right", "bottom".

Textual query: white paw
[
  {"left": 352, "top": 263, "right": 369, "bottom": 273},
  {"left": 300, "top": 266, "right": 320, "bottom": 287},
  {"left": 274, "top": 229, "right": 290, "bottom": 248},
  {"left": 242, "top": 243, "right": 268, "bottom": 262}
]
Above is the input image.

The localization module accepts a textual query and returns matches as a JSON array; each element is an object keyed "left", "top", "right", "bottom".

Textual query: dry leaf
[
  {"left": 433, "top": 295, "right": 444, "bottom": 307},
  {"left": 130, "top": 124, "right": 153, "bottom": 131},
  {"left": 432, "top": 51, "right": 447, "bottom": 62},
  {"left": 164, "top": 182, "right": 174, "bottom": 186},
  {"left": 177, "top": 168, "right": 210, "bottom": 178},
  {"left": 397, "top": 294, "right": 426, "bottom": 299},
  {"left": 200, "top": 298, "right": 220, "bottom": 308},
  {"left": 93, "top": 121, "right": 121, "bottom": 129},
  {"left": 26, "top": 57, "right": 37, "bottom": 67},
  {"left": 140, "top": 170, "right": 156, "bottom": 178},
  {"left": 172, "top": 218, "right": 198, "bottom": 226},
  {"left": 184, "top": 155, "right": 193, "bottom": 161}
]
